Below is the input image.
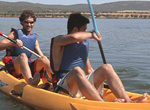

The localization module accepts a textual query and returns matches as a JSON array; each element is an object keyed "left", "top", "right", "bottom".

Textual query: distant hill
[{"left": 0, "top": 1, "right": 150, "bottom": 13}]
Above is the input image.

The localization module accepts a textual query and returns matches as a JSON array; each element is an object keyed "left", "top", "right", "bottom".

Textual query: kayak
[{"left": 0, "top": 61, "right": 150, "bottom": 110}]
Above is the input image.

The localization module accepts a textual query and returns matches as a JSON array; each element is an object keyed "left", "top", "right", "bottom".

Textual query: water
[{"left": 0, "top": 18, "right": 150, "bottom": 109}]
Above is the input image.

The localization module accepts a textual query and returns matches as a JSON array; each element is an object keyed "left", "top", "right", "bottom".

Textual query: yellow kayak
[{"left": 0, "top": 61, "right": 150, "bottom": 110}]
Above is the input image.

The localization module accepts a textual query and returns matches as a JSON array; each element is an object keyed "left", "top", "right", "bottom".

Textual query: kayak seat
[
  {"left": 42, "top": 82, "right": 51, "bottom": 90},
  {"left": 55, "top": 85, "right": 74, "bottom": 98}
]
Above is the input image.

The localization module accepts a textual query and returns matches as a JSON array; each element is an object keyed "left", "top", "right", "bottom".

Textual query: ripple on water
[{"left": 0, "top": 92, "right": 35, "bottom": 110}]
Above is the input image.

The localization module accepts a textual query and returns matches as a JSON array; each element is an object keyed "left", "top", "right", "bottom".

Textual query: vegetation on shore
[
  {"left": 0, "top": 1, "right": 150, "bottom": 19},
  {"left": 0, "top": 10, "right": 150, "bottom": 19}
]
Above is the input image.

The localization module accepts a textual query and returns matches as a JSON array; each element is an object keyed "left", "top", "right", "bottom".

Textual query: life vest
[
  {"left": 10, "top": 29, "right": 37, "bottom": 58},
  {"left": 2, "top": 28, "right": 37, "bottom": 78},
  {"left": 50, "top": 37, "right": 89, "bottom": 91},
  {"left": 59, "top": 40, "right": 89, "bottom": 71},
  {"left": 50, "top": 37, "right": 89, "bottom": 80}
]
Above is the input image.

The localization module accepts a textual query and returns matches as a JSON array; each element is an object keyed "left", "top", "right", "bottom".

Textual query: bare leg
[
  {"left": 35, "top": 56, "right": 53, "bottom": 80},
  {"left": 93, "top": 64, "right": 148, "bottom": 103},
  {"left": 14, "top": 53, "right": 40, "bottom": 86},
  {"left": 65, "top": 66, "right": 103, "bottom": 101}
]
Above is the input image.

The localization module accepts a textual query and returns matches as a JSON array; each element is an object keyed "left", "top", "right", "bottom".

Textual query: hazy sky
[{"left": 0, "top": 0, "right": 148, "bottom": 5}]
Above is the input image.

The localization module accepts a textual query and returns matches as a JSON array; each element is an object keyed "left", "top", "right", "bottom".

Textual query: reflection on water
[{"left": 0, "top": 92, "right": 34, "bottom": 110}]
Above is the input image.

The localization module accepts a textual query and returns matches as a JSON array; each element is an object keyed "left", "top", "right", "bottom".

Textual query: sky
[{"left": 0, "top": 0, "right": 149, "bottom": 5}]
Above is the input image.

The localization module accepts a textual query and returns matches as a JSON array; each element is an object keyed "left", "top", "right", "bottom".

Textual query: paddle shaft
[
  {"left": 0, "top": 32, "right": 41, "bottom": 58},
  {"left": 87, "top": 0, "right": 107, "bottom": 64}
]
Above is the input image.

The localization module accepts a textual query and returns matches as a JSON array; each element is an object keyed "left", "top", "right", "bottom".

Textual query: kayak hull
[{"left": 0, "top": 62, "right": 150, "bottom": 110}]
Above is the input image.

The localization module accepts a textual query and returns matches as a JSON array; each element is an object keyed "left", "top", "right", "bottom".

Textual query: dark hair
[
  {"left": 67, "top": 13, "right": 90, "bottom": 34},
  {"left": 19, "top": 10, "right": 36, "bottom": 22}
]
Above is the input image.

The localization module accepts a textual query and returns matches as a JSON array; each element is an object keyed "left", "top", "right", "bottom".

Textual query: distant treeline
[
  {"left": 0, "top": 10, "right": 150, "bottom": 19},
  {"left": 1, "top": 1, "right": 150, "bottom": 19}
]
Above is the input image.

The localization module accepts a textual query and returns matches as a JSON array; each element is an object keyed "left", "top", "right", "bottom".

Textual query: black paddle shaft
[
  {"left": 5, "top": 35, "right": 17, "bottom": 44},
  {"left": 97, "top": 41, "right": 107, "bottom": 64}
]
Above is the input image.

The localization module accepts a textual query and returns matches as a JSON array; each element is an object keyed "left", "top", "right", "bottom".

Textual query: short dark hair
[
  {"left": 67, "top": 13, "right": 90, "bottom": 34},
  {"left": 19, "top": 10, "right": 36, "bottom": 22}
]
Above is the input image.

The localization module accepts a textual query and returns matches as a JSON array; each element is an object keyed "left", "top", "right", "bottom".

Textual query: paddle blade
[{"left": 0, "top": 32, "right": 3, "bottom": 36}]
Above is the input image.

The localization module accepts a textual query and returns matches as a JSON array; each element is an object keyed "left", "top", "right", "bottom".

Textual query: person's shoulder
[
  {"left": 30, "top": 33, "right": 38, "bottom": 39},
  {"left": 32, "top": 33, "right": 37, "bottom": 36},
  {"left": 55, "top": 35, "right": 64, "bottom": 38},
  {"left": 8, "top": 28, "right": 18, "bottom": 39},
  {"left": 52, "top": 35, "right": 65, "bottom": 45},
  {"left": 10, "top": 28, "right": 17, "bottom": 34},
  {"left": 54, "top": 35, "right": 64, "bottom": 40},
  {"left": 11, "top": 28, "right": 17, "bottom": 32}
]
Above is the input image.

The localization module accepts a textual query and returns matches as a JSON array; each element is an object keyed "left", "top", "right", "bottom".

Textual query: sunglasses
[{"left": 23, "top": 21, "right": 35, "bottom": 24}]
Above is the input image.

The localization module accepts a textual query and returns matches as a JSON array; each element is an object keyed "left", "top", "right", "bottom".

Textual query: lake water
[{"left": 0, "top": 18, "right": 150, "bottom": 109}]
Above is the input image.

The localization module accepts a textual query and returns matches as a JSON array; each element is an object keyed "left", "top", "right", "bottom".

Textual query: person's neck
[{"left": 22, "top": 29, "right": 31, "bottom": 35}]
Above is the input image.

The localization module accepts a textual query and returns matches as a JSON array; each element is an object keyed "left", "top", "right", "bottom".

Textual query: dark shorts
[
  {"left": 2, "top": 56, "right": 45, "bottom": 79},
  {"left": 29, "top": 59, "right": 45, "bottom": 78}
]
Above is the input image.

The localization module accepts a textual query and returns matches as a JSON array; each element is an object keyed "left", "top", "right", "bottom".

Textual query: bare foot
[
  {"left": 113, "top": 98, "right": 125, "bottom": 103},
  {"left": 132, "top": 93, "right": 148, "bottom": 103},
  {"left": 113, "top": 93, "right": 148, "bottom": 103}
]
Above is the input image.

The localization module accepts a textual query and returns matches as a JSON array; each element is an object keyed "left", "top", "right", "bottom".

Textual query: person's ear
[{"left": 72, "top": 27, "right": 79, "bottom": 32}]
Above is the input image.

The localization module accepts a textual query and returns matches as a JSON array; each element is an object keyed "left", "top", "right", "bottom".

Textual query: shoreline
[
  {"left": 0, "top": 16, "right": 150, "bottom": 19},
  {"left": 0, "top": 11, "right": 150, "bottom": 19}
]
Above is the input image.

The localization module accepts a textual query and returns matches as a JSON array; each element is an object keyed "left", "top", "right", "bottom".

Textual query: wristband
[{"left": 90, "top": 31, "right": 95, "bottom": 38}]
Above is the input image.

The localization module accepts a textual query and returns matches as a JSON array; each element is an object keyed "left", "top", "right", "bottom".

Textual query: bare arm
[
  {"left": 52, "top": 31, "right": 102, "bottom": 72},
  {"left": 84, "top": 58, "right": 94, "bottom": 75},
  {"left": 34, "top": 40, "right": 44, "bottom": 56},
  {"left": 0, "top": 31, "right": 23, "bottom": 51},
  {"left": 54, "top": 31, "right": 102, "bottom": 46}
]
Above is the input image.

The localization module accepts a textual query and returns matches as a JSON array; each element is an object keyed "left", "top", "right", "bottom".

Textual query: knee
[
  {"left": 73, "top": 66, "right": 82, "bottom": 72},
  {"left": 19, "top": 53, "right": 28, "bottom": 60},
  {"left": 72, "top": 66, "right": 85, "bottom": 77},
  {"left": 38, "top": 56, "right": 49, "bottom": 63},
  {"left": 39, "top": 56, "right": 48, "bottom": 61},
  {"left": 100, "top": 64, "right": 113, "bottom": 72}
]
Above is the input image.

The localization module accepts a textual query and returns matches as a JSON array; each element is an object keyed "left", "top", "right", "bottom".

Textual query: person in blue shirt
[
  {"left": 50, "top": 13, "right": 148, "bottom": 102},
  {"left": 0, "top": 10, "right": 53, "bottom": 87}
]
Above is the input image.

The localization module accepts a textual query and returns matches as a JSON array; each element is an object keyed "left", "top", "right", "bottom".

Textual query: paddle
[
  {"left": 0, "top": 32, "right": 41, "bottom": 58},
  {"left": 87, "top": 0, "right": 107, "bottom": 64}
]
